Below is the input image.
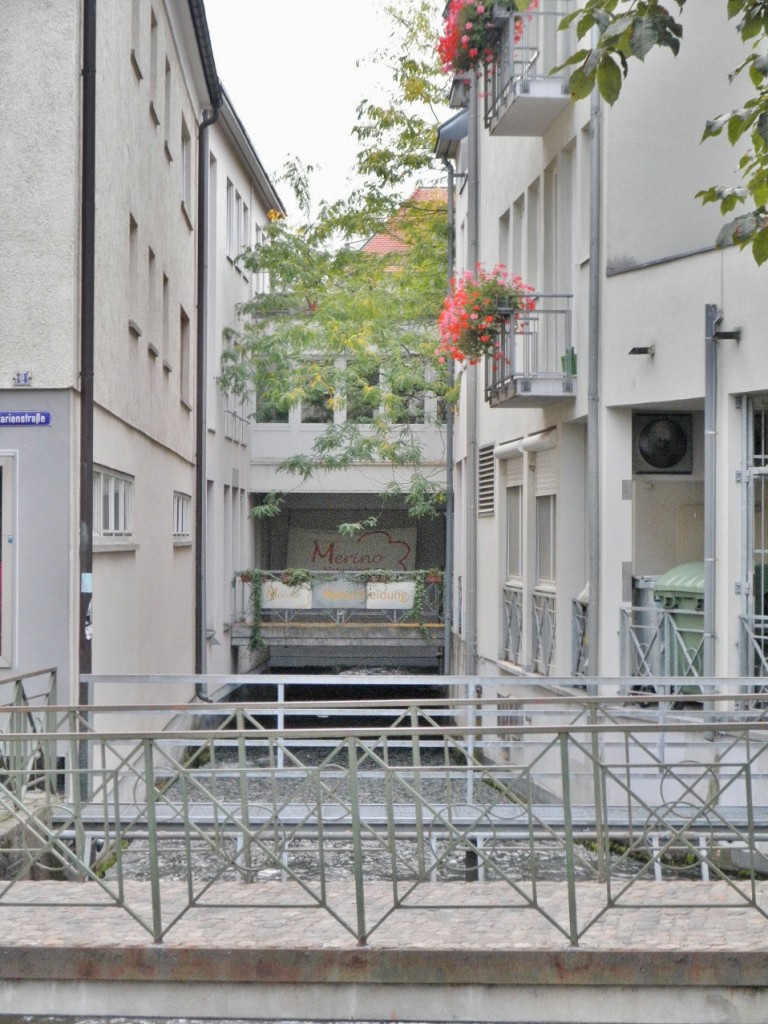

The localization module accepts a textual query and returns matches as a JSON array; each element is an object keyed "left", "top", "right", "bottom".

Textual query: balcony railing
[
  {"left": 232, "top": 569, "right": 444, "bottom": 628},
  {"left": 740, "top": 616, "right": 768, "bottom": 678},
  {"left": 571, "top": 599, "right": 588, "bottom": 676},
  {"left": 502, "top": 583, "right": 524, "bottom": 665},
  {"left": 485, "top": 293, "right": 575, "bottom": 407},
  {"left": 484, "top": 1, "right": 574, "bottom": 136},
  {"left": 532, "top": 588, "right": 556, "bottom": 675}
]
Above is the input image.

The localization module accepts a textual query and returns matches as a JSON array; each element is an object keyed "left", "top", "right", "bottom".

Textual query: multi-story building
[
  {"left": 441, "top": 2, "right": 768, "bottom": 687},
  {"left": 0, "top": 1, "right": 283, "bottom": 702}
]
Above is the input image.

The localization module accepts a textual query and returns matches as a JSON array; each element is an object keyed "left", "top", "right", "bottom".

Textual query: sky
[{"left": 204, "top": 0, "right": 400, "bottom": 219}]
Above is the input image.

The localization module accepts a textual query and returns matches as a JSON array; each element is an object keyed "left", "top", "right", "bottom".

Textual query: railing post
[
  {"left": 143, "top": 738, "right": 164, "bottom": 943},
  {"left": 410, "top": 706, "right": 426, "bottom": 880},
  {"left": 588, "top": 701, "right": 606, "bottom": 883},
  {"left": 346, "top": 737, "right": 367, "bottom": 946},
  {"left": 559, "top": 730, "right": 579, "bottom": 946},
  {"left": 236, "top": 708, "right": 252, "bottom": 879}
]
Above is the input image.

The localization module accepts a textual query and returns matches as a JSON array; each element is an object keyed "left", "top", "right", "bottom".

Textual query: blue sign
[{"left": 0, "top": 411, "right": 51, "bottom": 426}]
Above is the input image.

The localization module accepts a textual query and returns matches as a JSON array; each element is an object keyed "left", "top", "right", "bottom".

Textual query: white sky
[{"left": 205, "top": 0, "right": 399, "bottom": 219}]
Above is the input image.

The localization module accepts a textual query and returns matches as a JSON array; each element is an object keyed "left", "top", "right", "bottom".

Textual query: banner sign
[
  {"left": 261, "top": 580, "right": 312, "bottom": 609},
  {"left": 366, "top": 581, "right": 415, "bottom": 609},
  {"left": 313, "top": 581, "right": 367, "bottom": 609},
  {"left": 0, "top": 411, "right": 51, "bottom": 426},
  {"left": 287, "top": 527, "right": 417, "bottom": 572}
]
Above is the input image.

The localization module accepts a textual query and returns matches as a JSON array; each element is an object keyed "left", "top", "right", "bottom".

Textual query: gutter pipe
[
  {"left": 188, "top": 0, "right": 222, "bottom": 693},
  {"left": 465, "top": 74, "right": 480, "bottom": 676},
  {"left": 78, "top": 0, "right": 96, "bottom": 707},
  {"left": 586, "top": 85, "right": 601, "bottom": 680},
  {"left": 440, "top": 156, "right": 456, "bottom": 675}
]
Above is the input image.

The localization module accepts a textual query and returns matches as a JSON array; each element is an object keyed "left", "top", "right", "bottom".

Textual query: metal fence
[{"left": 3, "top": 678, "right": 768, "bottom": 947}]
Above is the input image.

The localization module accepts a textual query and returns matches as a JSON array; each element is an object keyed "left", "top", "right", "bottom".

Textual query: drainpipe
[
  {"left": 703, "top": 304, "right": 741, "bottom": 680},
  {"left": 441, "top": 156, "right": 456, "bottom": 676},
  {"left": 78, "top": 0, "right": 96, "bottom": 708},
  {"left": 194, "top": 103, "right": 221, "bottom": 694},
  {"left": 586, "top": 85, "right": 602, "bottom": 680},
  {"left": 465, "top": 74, "right": 480, "bottom": 676}
]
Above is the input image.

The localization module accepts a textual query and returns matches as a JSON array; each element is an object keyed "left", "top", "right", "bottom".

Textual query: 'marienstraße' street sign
[{"left": 0, "top": 411, "right": 51, "bottom": 426}]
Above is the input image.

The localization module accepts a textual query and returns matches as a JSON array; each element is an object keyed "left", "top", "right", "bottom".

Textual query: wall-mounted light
[{"left": 628, "top": 345, "right": 655, "bottom": 356}]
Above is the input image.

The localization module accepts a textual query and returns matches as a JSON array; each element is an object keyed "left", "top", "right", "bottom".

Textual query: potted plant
[
  {"left": 438, "top": 1, "right": 537, "bottom": 75},
  {"left": 435, "top": 263, "right": 536, "bottom": 366}
]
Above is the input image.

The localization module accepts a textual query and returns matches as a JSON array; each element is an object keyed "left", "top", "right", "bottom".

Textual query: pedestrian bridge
[{"left": 2, "top": 670, "right": 768, "bottom": 1022}]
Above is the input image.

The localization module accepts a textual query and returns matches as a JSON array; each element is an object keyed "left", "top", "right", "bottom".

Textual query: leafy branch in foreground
[{"left": 551, "top": 0, "right": 768, "bottom": 263}]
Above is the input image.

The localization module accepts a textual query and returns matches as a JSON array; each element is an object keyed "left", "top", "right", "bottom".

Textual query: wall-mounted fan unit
[{"left": 632, "top": 413, "right": 693, "bottom": 475}]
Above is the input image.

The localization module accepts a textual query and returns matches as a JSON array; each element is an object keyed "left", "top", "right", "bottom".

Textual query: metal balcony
[
  {"left": 485, "top": 293, "right": 575, "bottom": 408},
  {"left": 484, "top": 1, "right": 573, "bottom": 137}
]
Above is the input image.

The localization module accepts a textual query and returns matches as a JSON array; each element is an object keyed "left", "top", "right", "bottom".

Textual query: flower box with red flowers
[{"left": 435, "top": 264, "right": 536, "bottom": 366}]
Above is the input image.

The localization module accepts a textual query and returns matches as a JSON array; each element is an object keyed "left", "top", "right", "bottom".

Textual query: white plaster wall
[{"left": 1, "top": 0, "right": 80, "bottom": 388}]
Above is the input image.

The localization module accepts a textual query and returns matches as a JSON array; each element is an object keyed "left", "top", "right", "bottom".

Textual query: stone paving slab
[{"left": 0, "top": 878, "right": 766, "bottom": 952}]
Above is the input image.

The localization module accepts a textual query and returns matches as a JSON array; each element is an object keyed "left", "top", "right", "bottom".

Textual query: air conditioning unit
[{"left": 632, "top": 413, "right": 693, "bottom": 475}]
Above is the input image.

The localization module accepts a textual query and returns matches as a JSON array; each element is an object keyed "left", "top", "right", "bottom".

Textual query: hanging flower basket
[
  {"left": 437, "top": 1, "right": 538, "bottom": 75},
  {"left": 435, "top": 264, "right": 536, "bottom": 366}
]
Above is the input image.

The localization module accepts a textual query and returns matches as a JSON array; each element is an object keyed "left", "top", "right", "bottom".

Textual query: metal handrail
[{"left": 3, "top": 686, "right": 768, "bottom": 946}]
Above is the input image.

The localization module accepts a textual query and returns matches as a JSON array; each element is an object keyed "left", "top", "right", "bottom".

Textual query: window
[
  {"left": 94, "top": 468, "right": 134, "bottom": 538},
  {"left": 346, "top": 368, "right": 380, "bottom": 423},
  {"left": 162, "top": 272, "right": 170, "bottom": 370},
  {"left": 179, "top": 306, "right": 191, "bottom": 407},
  {"left": 507, "top": 485, "right": 523, "bottom": 579},
  {"left": 163, "top": 59, "right": 172, "bottom": 158},
  {"left": 254, "top": 383, "right": 289, "bottom": 424},
  {"left": 128, "top": 215, "right": 141, "bottom": 338},
  {"left": 172, "top": 492, "right": 191, "bottom": 538},
  {"left": 180, "top": 116, "right": 192, "bottom": 218},
  {"left": 535, "top": 493, "right": 556, "bottom": 584},
  {"left": 149, "top": 8, "right": 159, "bottom": 123},
  {"left": 226, "top": 179, "right": 235, "bottom": 258}
]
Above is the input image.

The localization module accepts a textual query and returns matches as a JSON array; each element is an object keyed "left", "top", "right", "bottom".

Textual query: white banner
[
  {"left": 366, "top": 581, "right": 415, "bottom": 609},
  {"left": 287, "top": 527, "right": 417, "bottom": 572},
  {"left": 261, "top": 580, "right": 312, "bottom": 609}
]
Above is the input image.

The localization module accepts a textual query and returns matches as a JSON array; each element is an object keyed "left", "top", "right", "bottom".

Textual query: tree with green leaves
[
  {"left": 549, "top": 0, "right": 768, "bottom": 263},
  {"left": 218, "top": 3, "right": 454, "bottom": 522}
]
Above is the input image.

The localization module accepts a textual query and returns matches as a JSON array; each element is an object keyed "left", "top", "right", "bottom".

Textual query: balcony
[
  {"left": 484, "top": 1, "right": 573, "bottom": 137},
  {"left": 230, "top": 569, "right": 445, "bottom": 670},
  {"left": 485, "top": 293, "right": 575, "bottom": 408}
]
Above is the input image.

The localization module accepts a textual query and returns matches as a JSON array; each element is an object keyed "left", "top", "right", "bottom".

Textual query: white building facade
[
  {"left": 444, "top": 3, "right": 768, "bottom": 687},
  {"left": 0, "top": 1, "right": 283, "bottom": 701}
]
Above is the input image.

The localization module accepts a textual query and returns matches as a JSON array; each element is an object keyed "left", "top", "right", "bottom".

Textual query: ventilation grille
[
  {"left": 478, "top": 445, "right": 495, "bottom": 515},
  {"left": 632, "top": 413, "right": 693, "bottom": 475}
]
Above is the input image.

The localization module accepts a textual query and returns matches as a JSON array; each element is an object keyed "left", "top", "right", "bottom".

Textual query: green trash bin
[{"left": 653, "top": 562, "right": 705, "bottom": 684}]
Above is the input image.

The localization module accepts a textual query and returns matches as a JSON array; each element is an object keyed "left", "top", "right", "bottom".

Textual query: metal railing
[
  {"left": 619, "top": 605, "right": 704, "bottom": 681},
  {"left": 0, "top": 667, "right": 57, "bottom": 799},
  {"left": 484, "top": 1, "right": 573, "bottom": 130},
  {"left": 741, "top": 615, "right": 768, "bottom": 678},
  {"left": 502, "top": 583, "right": 524, "bottom": 665},
  {"left": 484, "top": 294, "right": 574, "bottom": 402},
  {"left": 532, "top": 588, "right": 556, "bottom": 675},
  {"left": 6, "top": 680, "right": 768, "bottom": 947},
  {"left": 571, "top": 599, "right": 588, "bottom": 676},
  {"left": 232, "top": 570, "right": 444, "bottom": 627}
]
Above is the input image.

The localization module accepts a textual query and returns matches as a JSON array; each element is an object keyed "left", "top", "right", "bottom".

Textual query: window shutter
[{"left": 478, "top": 445, "right": 495, "bottom": 516}]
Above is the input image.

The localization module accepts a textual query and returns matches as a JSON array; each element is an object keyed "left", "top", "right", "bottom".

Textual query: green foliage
[{"left": 553, "top": 0, "right": 768, "bottom": 263}]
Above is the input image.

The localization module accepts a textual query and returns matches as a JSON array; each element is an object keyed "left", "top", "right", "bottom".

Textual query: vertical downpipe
[
  {"left": 586, "top": 86, "right": 602, "bottom": 682},
  {"left": 465, "top": 74, "right": 480, "bottom": 677},
  {"left": 441, "top": 158, "right": 456, "bottom": 676},
  {"left": 195, "top": 106, "right": 220, "bottom": 686},
  {"left": 703, "top": 304, "right": 721, "bottom": 680},
  {"left": 79, "top": 0, "right": 96, "bottom": 707}
]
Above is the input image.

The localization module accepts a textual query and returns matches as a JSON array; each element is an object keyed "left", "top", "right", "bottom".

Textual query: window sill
[
  {"left": 180, "top": 200, "right": 193, "bottom": 230},
  {"left": 173, "top": 537, "right": 192, "bottom": 548},
  {"left": 130, "top": 50, "right": 143, "bottom": 81},
  {"left": 94, "top": 541, "right": 139, "bottom": 555},
  {"left": 180, "top": 397, "right": 193, "bottom": 412},
  {"left": 128, "top": 319, "right": 142, "bottom": 339},
  {"left": 149, "top": 100, "right": 160, "bottom": 126}
]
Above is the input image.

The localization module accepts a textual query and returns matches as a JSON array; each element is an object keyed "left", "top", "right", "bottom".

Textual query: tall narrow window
[
  {"left": 226, "top": 179, "right": 235, "bottom": 258},
  {"left": 128, "top": 215, "right": 141, "bottom": 338},
  {"left": 147, "top": 247, "right": 157, "bottom": 356},
  {"left": 131, "top": 0, "right": 144, "bottom": 79},
  {"left": 172, "top": 492, "right": 191, "bottom": 539},
  {"left": 498, "top": 209, "right": 510, "bottom": 270},
  {"left": 535, "top": 493, "right": 556, "bottom": 584},
  {"left": 149, "top": 8, "right": 159, "bottom": 123},
  {"left": 162, "top": 273, "right": 170, "bottom": 370},
  {"left": 94, "top": 468, "right": 134, "bottom": 538},
  {"left": 163, "top": 59, "right": 172, "bottom": 158},
  {"left": 506, "top": 485, "right": 523, "bottom": 579},
  {"left": 180, "top": 306, "right": 191, "bottom": 407},
  {"left": 180, "top": 116, "right": 192, "bottom": 219}
]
